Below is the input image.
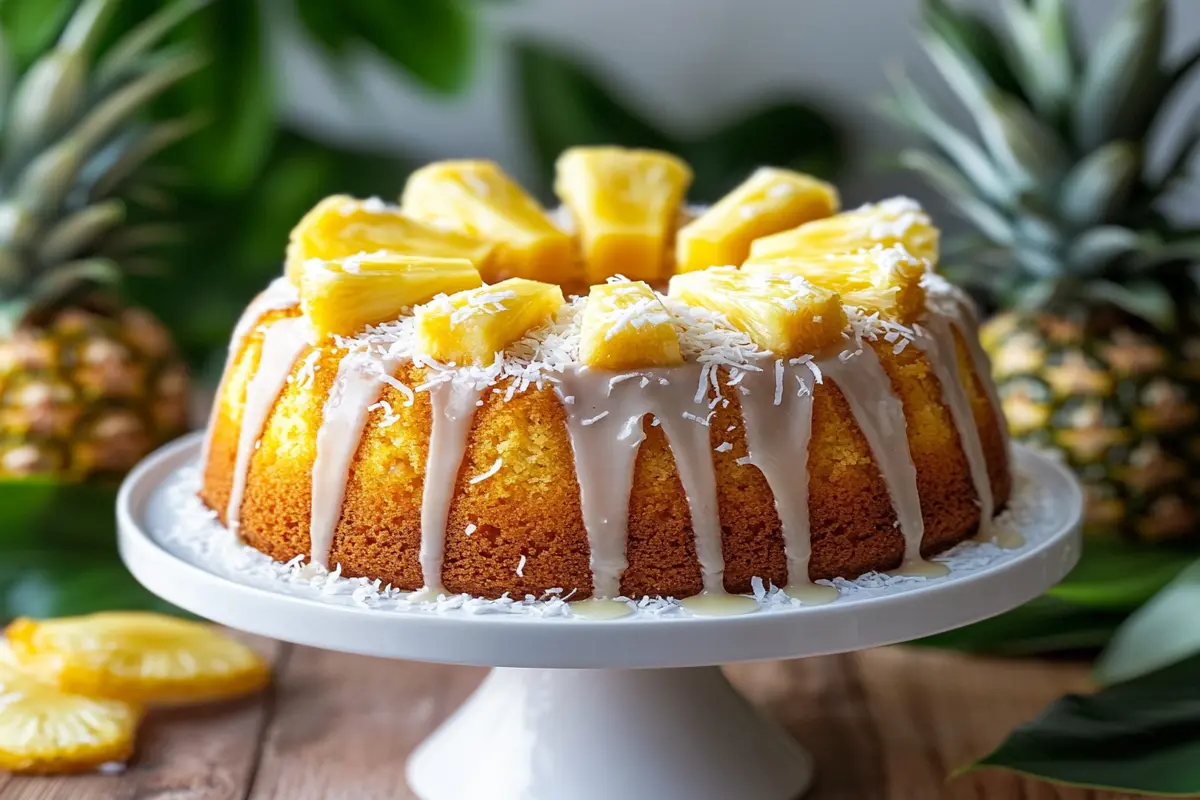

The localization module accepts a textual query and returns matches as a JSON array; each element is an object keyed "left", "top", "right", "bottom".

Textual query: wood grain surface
[{"left": 0, "top": 641, "right": 1149, "bottom": 800}]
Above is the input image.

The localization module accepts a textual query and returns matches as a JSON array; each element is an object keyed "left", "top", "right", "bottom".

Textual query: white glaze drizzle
[
  {"left": 308, "top": 351, "right": 402, "bottom": 567},
  {"left": 738, "top": 360, "right": 819, "bottom": 590},
  {"left": 819, "top": 346, "right": 930, "bottom": 569},
  {"left": 557, "top": 365, "right": 727, "bottom": 597},
  {"left": 200, "top": 277, "right": 299, "bottom": 469},
  {"left": 418, "top": 380, "right": 484, "bottom": 594},
  {"left": 913, "top": 315, "right": 994, "bottom": 536},
  {"left": 225, "top": 316, "right": 309, "bottom": 535}
]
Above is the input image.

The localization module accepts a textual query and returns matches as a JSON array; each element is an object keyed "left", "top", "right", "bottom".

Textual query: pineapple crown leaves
[
  {"left": 887, "top": 0, "right": 1200, "bottom": 330},
  {"left": 0, "top": 0, "right": 209, "bottom": 337}
]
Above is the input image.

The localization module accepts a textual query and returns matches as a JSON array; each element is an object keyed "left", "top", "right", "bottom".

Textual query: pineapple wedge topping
[
  {"left": 581, "top": 281, "right": 682, "bottom": 371},
  {"left": 285, "top": 194, "right": 493, "bottom": 285},
  {"left": 555, "top": 146, "right": 692, "bottom": 284},
  {"left": 416, "top": 277, "right": 565, "bottom": 365},
  {"left": 668, "top": 267, "right": 846, "bottom": 358},
  {"left": 401, "top": 160, "right": 576, "bottom": 284},
  {"left": 675, "top": 167, "right": 839, "bottom": 273},
  {"left": 749, "top": 196, "right": 939, "bottom": 264},
  {"left": 300, "top": 253, "right": 482, "bottom": 340},
  {"left": 5, "top": 612, "right": 270, "bottom": 705},
  {"left": 0, "top": 653, "right": 140, "bottom": 774},
  {"left": 743, "top": 244, "right": 928, "bottom": 323}
]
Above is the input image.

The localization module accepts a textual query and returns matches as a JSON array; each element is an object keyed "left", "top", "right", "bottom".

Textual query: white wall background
[{"left": 270, "top": 0, "right": 1200, "bottom": 209}]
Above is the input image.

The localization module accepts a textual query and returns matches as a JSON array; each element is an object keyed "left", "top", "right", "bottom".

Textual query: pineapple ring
[
  {"left": 6, "top": 613, "right": 270, "bottom": 705},
  {"left": 0, "top": 648, "right": 140, "bottom": 774}
]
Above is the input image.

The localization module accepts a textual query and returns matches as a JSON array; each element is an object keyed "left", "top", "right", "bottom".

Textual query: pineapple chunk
[
  {"left": 675, "top": 167, "right": 839, "bottom": 273},
  {"left": 300, "top": 253, "right": 482, "bottom": 340},
  {"left": 581, "top": 281, "right": 682, "bottom": 371},
  {"left": 401, "top": 160, "right": 576, "bottom": 284},
  {"left": 555, "top": 146, "right": 692, "bottom": 284},
  {"left": 415, "top": 277, "right": 565, "bottom": 365},
  {"left": 668, "top": 267, "right": 846, "bottom": 357},
  {"left": 743, "top": 244, "right": 928, "bottom": 323},
  {"left": 0, "top": 653, "right": 140, "bottom": 774},
  {"left": 5, "top": 612, "right": 270, "bottom": 705},
  {"left": 285, "top": 194, "right": 493, "bottom": 285},
  {"left": 749, "top": 196, "right": 939, "bottom": 264}
]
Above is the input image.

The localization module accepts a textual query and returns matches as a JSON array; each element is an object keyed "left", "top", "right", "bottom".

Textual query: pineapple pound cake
[{"left": 199, "top": 146, "right": 1012, "bottom": 604}]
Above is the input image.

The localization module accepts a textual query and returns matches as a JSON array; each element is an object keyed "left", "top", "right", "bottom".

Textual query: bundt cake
[{"left": 198, "top": 147, "right": 1012, "bottom": 611}]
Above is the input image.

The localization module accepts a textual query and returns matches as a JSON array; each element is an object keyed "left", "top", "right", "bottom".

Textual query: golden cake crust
[{"left": 200, "top": 303, "right": 1010, "bottom": 599}]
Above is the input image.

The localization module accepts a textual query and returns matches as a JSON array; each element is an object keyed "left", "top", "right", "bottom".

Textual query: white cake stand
[{"left": 117, "top": 435, "right": 1082, "bottom": 800}]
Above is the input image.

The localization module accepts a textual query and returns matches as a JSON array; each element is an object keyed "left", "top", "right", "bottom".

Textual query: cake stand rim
[{"left": 117, "top": 432, "right": 1083, "bottom": 668}]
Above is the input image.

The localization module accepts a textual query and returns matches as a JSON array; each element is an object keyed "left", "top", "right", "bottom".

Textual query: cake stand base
[{"left": 407, "top": 666, "right": 813, "bottom": 800}]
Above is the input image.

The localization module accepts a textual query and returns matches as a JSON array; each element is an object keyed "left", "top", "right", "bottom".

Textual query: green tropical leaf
[
  {"left": 965, "top": 653, "right": 1200, "bottom": 797},
  {"left": 0, "top": 0, "right": 74, "bottom": 69},
  {"left": 0, "top": 479, "right": 120, "bottom": 551},
  {"left": 1048, "top": 536, "right": 1195, "bottom": 610},
  {"left": 295, "top": 0, "right": 358, "bottom": 58},
  {"left": 917, "top": 594, "right": 1127, "bottom": 655},
  {"left": 683, "top": 102, "right": 843, "bottom": 201},
  {"left": 515, "top": 40, "right": 675, "bottom": 195},
  {"left": 0, "top": 552, "right": 182, "bottom": 619},
  {"left": 341, "top": 0, "right": 475, "bottom": 94},
  {"left": 1096, "top": 558, "right": 1200, "bottom": 685},
  {"left": 1073, "top": 0, "right": 1166, "bottom": 151}
]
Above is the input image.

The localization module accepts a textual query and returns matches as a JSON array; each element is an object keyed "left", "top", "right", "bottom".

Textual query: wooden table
[{"left": 0, "top": 642, "right": 1147, "bottom": 800}]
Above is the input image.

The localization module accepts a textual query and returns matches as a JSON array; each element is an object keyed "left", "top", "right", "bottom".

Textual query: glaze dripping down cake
[{"left": 199, "top": 148, "right": 1012, "bottom": 604}]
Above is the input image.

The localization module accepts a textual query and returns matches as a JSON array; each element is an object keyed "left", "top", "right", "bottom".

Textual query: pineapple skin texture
[
  {"left": 416, "top": 278, "right": 566, "bottom": 365},
  {"left": 581, "top": 281, "right": 682, "bottom": 371},
  {"left": 0, "top": 304, "right": 189, "bottom": 480},
  {"left": 285, "top": 195, "right": 494, "bottom": 286},
  {"left": 668, "top": 267, "right": 846, "bottom": 358},
  {"left": 299, "top": 254, "right": 482, "bottom": 340},
  {"left": 6, "top": 613, "right": 270, "bottom": 705},
  {"left": 555, "top": 146, "right": 692, "bottom": 284},
  {"left": 749, "top": 197, "right": 940, "bottom": 265},
  {"left": 675, "top": 167, "right": 839, "bottom": 273},
  {"left": 401, "top": 160, "right": 577, "bottom": 284},
  {"left": 983, "top": 310, "right": 1200, "bottom": 542}
]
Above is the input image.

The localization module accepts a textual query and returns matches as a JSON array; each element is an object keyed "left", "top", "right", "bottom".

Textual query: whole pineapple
[
  {"left": 890, "top": 0, "right": 1200, "bottom": 541},
  {"left": 0, "top": 0, "right": 201, "bottom": 481}
]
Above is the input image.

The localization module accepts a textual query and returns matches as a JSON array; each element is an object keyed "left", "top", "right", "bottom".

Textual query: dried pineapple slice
[
  {"left": 748, "top": 196, "right": 939, "bottom": 264},
  {"left": 581, "top": 281, "right": 682, "bottom": 370},
  {"left": 401, "top": 160, "right": 576, "bottom": 284},
  {"left": 675, "top": 167, "right": 839, "bottom": 273},
  {"left": 668, "top": 267, "right": 846, "bottom": 357},
  {"left": 415, "top": 277, "right": 565, "bottom": 365},
  {"left": 743, "top": 244, "right": 928, "bottom": 323},
  {"left": 300, "top": 253, "right": 482, "bottom": 340},
  {"left": 6, "top": 613, "right": 270, "bottom": 705},
  {"left": 285, "top": 194, "right": 494, "bottom": 285},
  {"left": 0, "top": 655, "right": 140, "bottom": 774},
  {"left": 555, "top": 146, "right": 692, "bottom": 284}
]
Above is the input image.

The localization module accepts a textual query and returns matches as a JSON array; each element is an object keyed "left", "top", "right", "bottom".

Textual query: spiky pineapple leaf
[
  {"left": 1082, "top": 279, "right": 1176, "bottom": 329},
  {"left": 1073, "top": 0, "right": 1166, "bottom": 151},
  {"left": 884, "top": 70, "right": 1016, "bottom": 205},
  {"left": 96, "top": 0, "right": 211, "bottom": 87},
  {"left": 999, "top": 0, "right": 1075, "bottom": 125},
  {"left": 1058, "top": 141, "right": 1141, "bottom": 226},
  {"left": 898, "top": 149, "right": 1016, "bottom": 244},
  {"left": 921, "top": 0, "right": 1024, "bottom": 99}
]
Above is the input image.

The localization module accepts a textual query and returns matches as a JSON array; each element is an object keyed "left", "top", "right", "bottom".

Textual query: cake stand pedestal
[{"left": 117, "top": 436, "right": 1083, "bottom": 800}]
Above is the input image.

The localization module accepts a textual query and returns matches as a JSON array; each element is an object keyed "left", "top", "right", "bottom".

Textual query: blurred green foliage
[{"left": 515, "top": 41, "right": 844, "bottom": 202}]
